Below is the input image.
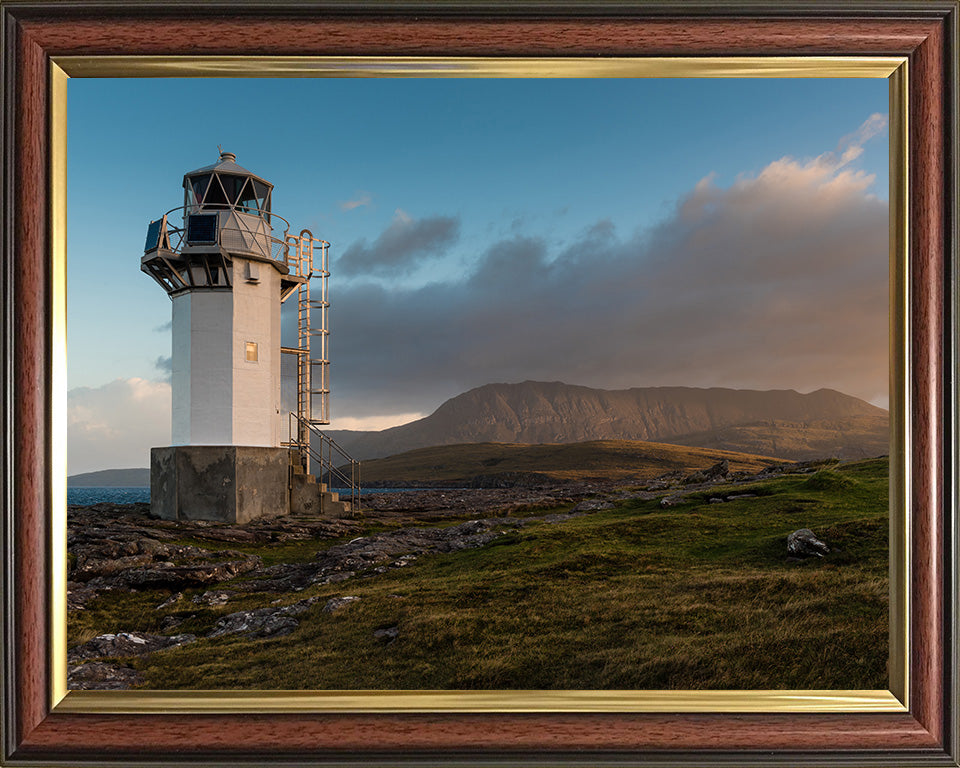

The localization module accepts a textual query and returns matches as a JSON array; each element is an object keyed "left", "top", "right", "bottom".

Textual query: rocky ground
[{"left": 67, "top": 458, "right": 834, "bottom": 690}]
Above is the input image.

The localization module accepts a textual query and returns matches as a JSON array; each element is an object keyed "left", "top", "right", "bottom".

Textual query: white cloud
[
  {"left": 339, "top": 193, "right": 372, "bottom": 211},
  {"left": 838, "top": 112, "right": 888, "bottom": 156},
  {"left": 326, "top": 412, "right": 426, "bottom": 431},
  {"left": 779, "top": 112, "right": 886, "bottom": 181},
  {"left": 68, "top": 378, "right": 170, "bottom": 474}
]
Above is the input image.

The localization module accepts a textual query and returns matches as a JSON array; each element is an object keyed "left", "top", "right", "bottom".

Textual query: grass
[
  {"left": 71, "top": 589, "right": 175, "bottom": 641},
  {"left": 356, "top": 439, "right": 783, "bottom": 486},
  {"left": 165, "top": 534, "right": 350, "bottom": 567},
  {"left": 70, "top": 457, "right": 889, "bottom": 690}
]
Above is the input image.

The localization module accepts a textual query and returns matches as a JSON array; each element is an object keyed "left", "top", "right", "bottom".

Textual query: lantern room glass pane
[
  {"left": 253, "top": 180, "right": 271, "bottom": 214},
  {"left": 203, "top": 175, "right": 229, "bottom": 209},
  {"left": 236, "top": 178, "right": 260, "bottom": 214},
  {"left": 218, "top": 174, "right": 246, "bottom": 206},
  {"left": 190, "top": 175, "right": 210, "bottom": 205}
]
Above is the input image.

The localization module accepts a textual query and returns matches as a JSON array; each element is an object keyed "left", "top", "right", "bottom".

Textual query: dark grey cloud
[
  {"left": 338, "top": 211, "right": 460, "bottom": 276},
  {"left": 154, "top": 356, "right": 172, "bottom": 382},
  {"left": 324, "top": 151, "right": 888, "bottom": 420}
]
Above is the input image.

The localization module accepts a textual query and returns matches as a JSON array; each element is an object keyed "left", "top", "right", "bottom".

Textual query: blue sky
[{"left": 66, "top": 77, "right": 889, "bottom": 473}]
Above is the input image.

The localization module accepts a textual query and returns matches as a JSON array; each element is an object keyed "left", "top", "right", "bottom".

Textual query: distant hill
[
  {"left": 68, "top": 468, "right": 149, "bottom": 487},
  {"left": 356, "top": 439, "right": 783, "bottom": 487},
  {"left": 327, "top": 381, "right": 888, "bottom": 462}
]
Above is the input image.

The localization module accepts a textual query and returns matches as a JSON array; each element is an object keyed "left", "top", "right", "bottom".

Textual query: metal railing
[
  {"left": 286, "top": 412, "right": 360, "bottom": 514},
  {"left": 154, "top": 205, "right": 295, "bottom": 265}
]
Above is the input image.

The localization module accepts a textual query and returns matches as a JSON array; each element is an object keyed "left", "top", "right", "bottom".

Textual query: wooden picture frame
[{"left": 1, "top": 2, "right": 957, "bottom": 765}]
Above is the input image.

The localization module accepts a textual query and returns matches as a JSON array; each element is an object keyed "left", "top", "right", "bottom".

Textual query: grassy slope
[
  {"left": 356, "top": 439, "right": 785, "bottom": 486},
  {"left": 667, "top": 415, "right": 890, "bottom": 462},
  {"left": 72, "top": 458, "right": 889, "bottom": 690}
]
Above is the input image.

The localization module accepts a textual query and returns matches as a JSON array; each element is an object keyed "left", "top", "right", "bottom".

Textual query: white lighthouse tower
[{"left": 142, "top": 151, "right": 356, "bottom": 522}]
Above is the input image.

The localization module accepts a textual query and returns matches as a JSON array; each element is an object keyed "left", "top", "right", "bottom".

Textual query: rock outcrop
[{"left": 65, "top": 495, "right": 602, "bottom": 691}]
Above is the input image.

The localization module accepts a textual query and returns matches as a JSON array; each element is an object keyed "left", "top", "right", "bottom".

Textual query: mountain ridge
[
  {"left": 68, "top": 467, "right": 150, "bottom": 487},
  {"left": 326, "top": 381, "right": 888, "bottom": 462}
]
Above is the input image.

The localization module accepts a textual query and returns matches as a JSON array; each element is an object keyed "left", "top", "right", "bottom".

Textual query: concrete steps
[
  {"left": 321, "top": 489, "right": 351, "bottom": 517},
  {"left": 288, "top": 462, "right": 351, "bottom": 519}
]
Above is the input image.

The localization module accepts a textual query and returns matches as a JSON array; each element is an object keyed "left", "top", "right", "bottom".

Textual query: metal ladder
[
  {"left": 283, "top": 230, "right": 361, "bottom": 512},
  {"left": 290, "top": 230, "right": 330, "bottom": 438}
]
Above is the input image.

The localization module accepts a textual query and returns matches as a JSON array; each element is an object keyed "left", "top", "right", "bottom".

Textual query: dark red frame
[{"left": 2, "top": 3, "right": 956, "bottom": 765}]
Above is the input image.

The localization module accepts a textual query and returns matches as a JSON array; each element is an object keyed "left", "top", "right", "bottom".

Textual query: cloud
[
  {"left": 752, "top": 113, "right": 887, "bottom": 185},
  {"left": 154, "top": 356, "right": 172, "bottom": 381},
  {"left": 327, "top": 118, "right": 889, "bottom": 418},
  {"left": 68, "top": 378, "right": 171, "bottom": 474},
  {"left": 340, "top": 193, "right": 372, "bottom": 211},
  {"left": 327, "top": 412, "right": 427, "bottom": 431},
  {"left": 154, "top": 320, "right": 172, "bottom": 332},
  {"left": 835, "top": 112, "right": 888, "bottom": 167},
  {"left": 338, "top": 210, "right": 460, "bottom": 276},
  {"left": 72, "top": 116, "right": 889, "bottom": 472}
]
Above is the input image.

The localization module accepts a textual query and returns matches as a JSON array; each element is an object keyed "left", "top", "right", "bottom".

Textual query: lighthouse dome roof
[{"left": 183, "top": 151, "right": 272, "bottom": 189}]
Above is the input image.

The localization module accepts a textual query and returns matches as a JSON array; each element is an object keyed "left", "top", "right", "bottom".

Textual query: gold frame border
[
  {"left": 55, "top": 55, "right": 904, "bottom": 78},
  {"left": 50, "top": 61, "right": 69, "bottom": 709},
  {"left": 49, "top": 55, "right": 909, "bottom": 715},
  {"left": 58, "top": 688, "right": 902, "bottom": 715}
]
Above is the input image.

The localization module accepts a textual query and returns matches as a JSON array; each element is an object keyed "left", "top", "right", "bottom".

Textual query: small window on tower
[{"left": 245, "top": 342, "right": 258, "bottom": 362}]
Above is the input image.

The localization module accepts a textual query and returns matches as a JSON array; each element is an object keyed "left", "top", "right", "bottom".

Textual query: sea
[
  {"left": 67, "top": 486, "right": 425, "bottom": 506},
  {"left": 68, "top": 487, "right": 150, "bottom": 506}
]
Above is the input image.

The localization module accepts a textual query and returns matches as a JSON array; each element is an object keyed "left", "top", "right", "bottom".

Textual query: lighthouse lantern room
[{"left": 142, "top": 151, "right": 357, "bottom": 523}]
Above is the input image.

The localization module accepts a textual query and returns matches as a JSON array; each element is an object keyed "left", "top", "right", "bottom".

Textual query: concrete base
[{"left": 151, "top": 445, "right": 290, "bottom": 523}]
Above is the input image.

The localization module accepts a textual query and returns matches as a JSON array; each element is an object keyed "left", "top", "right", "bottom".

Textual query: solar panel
[
  {"left": 143, "top": 219, "right": 163, "bottom": 252},
  {"left": 187, "top": 214, "right": 218, "bottom": 244}
]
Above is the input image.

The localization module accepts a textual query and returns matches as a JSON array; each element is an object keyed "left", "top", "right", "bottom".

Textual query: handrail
[
  {"left": 287, "top": 412, "right": 361, "bottom": 515},
  {"left": 154, "top": 205, "right": 295, "bottom": 266},
  {"left": 166, "top": 203, "right": 293, "bottom": 238}
]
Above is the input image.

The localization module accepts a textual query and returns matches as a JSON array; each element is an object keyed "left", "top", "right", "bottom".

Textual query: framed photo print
[{"left": 1, "top": 2, "right": 957, "bottom": 766}]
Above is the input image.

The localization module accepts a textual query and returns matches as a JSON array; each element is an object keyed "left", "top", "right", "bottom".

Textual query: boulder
[
  {"left": 572, "top": 499, "right": 615, "bottom": 512},
  {"left": 705, "top": 459, "right": 731, "bottom": 479},
  {"left": 156, "top": 592, "right": 184, "bottom": 610},
  {"left": 323, "top": 596, "right": 360, "bottom": 613},
  {"left": 193, "top": 590, "right": 234, "bottom": 606},
  {"left": 787, "top": 528, "right": 830, "bottom": 558},
  {"left": 68, "top": 631, "right": 196, "bottom": 663},
  {"left": 122, "top": 555, "right": 262, "bottom": 589},
  {"left": 68, "top": 661, "right": 144, "bottom": 690},
  {"left": 373, "top": 625, "right": 399, "bottom": 643},
  {"left": 683, "top": 459, "right": 731, "bottom": 485},
  {"left": 207, "top": 595, "right": 324, "bottom": 639}
]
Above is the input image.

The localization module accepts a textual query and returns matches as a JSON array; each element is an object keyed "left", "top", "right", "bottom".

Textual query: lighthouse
[{"left": 142, "top": 151, "right": 356, "bottom": 522}]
